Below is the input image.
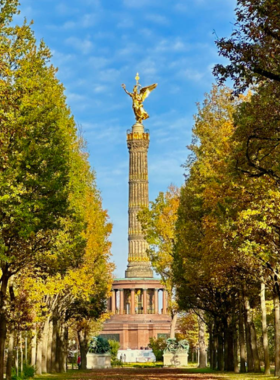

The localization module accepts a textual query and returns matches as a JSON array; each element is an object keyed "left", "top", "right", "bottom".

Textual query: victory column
[
  {"left": 101, "top": 74, "right": 170, "bottom": 352},
  {"left": 122, "top": 74, "right": 157, "bottom": 278}
]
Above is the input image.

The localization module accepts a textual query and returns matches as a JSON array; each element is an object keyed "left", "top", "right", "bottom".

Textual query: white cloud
[
  {"left": 117, "top": 17, "right": 134, "bottom": 29},
  {"left": 93, "top": 85, "right": 108, "bottom": 93},
  {"left": 122, "top": 0, "right": 150, "bottom": 8},
  {"left": 145, "top": 14, "right": 169, "bottom": 25},
  {"left": 65, "top": 37, "right": 93, "bottom": 54},
  {"left": 62, "top": 21, "right": 76, "bottom": 29},
  {"left": 181, "top": 68, "right": 205, "bottom": 82},
  {"left": 55, "top": 3, "right": 78, "bottom": 15},
  {"left": 88, "top": 56, "right": 110, "bottom": 69},
  {"left": 154, "top": 38, "right": 190, "bottom": 53},
  {"left": 81, "top": 13, "right": 97, "bottom": 27},
  {"left": 174, "top": 2, "right": 188, "bottom": 13}
]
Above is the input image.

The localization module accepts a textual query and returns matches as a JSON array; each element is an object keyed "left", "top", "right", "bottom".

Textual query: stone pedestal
[
  {"left": 163, "top": 352, "right": 188, "bottom": 367},
  {"left": 86, "top": 353, "right": 111, "bottom": 369}
]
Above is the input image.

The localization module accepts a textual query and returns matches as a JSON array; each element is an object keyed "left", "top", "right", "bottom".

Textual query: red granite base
[{"left": 101, "top": 313, "right": 171, "bottom": 350}]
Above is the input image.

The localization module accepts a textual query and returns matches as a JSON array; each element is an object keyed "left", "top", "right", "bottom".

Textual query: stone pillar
[
  {"left": 131, "top": 289, "right": 135, "bottom": 315},
  {"left": 125, "top": 123, "right": 153, "bottom": 279},
  {"left": 120, "top": 289, "right": 124, "bottom": 315},
  {"left": 143, "top": 289, "right": 147, "bottom": 314},
  {"left": 107, "top": 298, "right": 110, "bottom": 312},
  {"left": 154, "top": 289, "right": 158, "bottom": 314},
  {"left": 111, "top": 290, "right": 116, "bottom": 314},
  {"left": 162, "top": 289, "right": 167, "bottom": 315}
]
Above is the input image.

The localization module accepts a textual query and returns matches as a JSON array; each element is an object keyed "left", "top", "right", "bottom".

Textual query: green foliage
[
  {"left": 148, "top": 337, "right": 167, "bottom": 361},
  {"left": 108, "top": 339, "right": 120, "bottom": 361},
  {"left": 111, "top": 359, "right": 123, "bottom": 367},
  {"left": 12, "top": 364, "right": 35, "bottom": 379}
]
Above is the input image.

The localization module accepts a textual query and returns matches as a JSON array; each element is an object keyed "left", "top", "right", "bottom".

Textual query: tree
[
  {"left": 138, "top": 185, "right": 180, "bottom": 338},
  {"left": 173, "top": 85, "right": 266, "bottom": 372},
  {"left": 213, "top": 0, "right": 280, "bottom": 94},
  {"left": 0, "top": 1, "right": 80, "bottom": 376}
]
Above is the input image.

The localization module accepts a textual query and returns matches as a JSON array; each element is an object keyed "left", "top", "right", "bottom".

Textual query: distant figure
[
  {"left": 77, "top": 355, "right": 81, "bottom": 369},
  {"left": 123, "top": 354, "right": 126, "bottom": 363},
  {"left": 120, "top": 354, "right": 123, "bottom": 362}
]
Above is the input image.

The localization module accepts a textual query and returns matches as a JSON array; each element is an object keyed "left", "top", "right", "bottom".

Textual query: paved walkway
[{"left": 58, "top": 368, "right": 222, "bottom": 380}]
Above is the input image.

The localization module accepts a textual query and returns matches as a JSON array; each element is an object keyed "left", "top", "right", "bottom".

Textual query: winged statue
[{"left": 122, "top": 73, "right": 157, "bottom": 123}]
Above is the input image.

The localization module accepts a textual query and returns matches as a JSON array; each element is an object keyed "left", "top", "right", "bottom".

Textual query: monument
[{"left": 100, "top": 74, "right": 171, "bottom": 352}]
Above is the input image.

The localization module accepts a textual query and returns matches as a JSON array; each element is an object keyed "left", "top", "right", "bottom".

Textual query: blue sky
[{"left": 18, "top": 0, "right": 236, "bottom": 277}]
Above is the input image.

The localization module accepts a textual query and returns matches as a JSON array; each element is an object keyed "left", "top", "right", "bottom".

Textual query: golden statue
[{"left": 122, "top": 73, "right": 157, "bottom": 123}]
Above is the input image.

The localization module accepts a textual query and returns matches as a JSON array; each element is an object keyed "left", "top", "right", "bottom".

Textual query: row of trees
[
  {"left": 139, "top": 0, "right": 280, "bottom": 373},
  {"left": 0, "top": 2, "right": 114, "bottom": 379}
]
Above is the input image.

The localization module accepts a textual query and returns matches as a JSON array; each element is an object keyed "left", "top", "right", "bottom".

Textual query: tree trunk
[
  {"left": 198, "top": 314, "right": 207, "bottom": 368},
  {"left": 47, "top": 320, "right": 53, "bottom": 373},
  {"left": 170, "top": 312, "right": 178, "bottom": 339},
  {"left": 238, "top": 296, "right": 246, "bottom": 373},
  {"left": 244, "top": 296, "right": 254, "bottom": 372},
  {"left": 41, "top": 319, "right": 49, "bottom": 373},
  {"left": 260, "top": 281, "right": 270, "bottom": 374},
  {"left": 31, "top": 327, "right": 37, "bottom": 367},
  {"left": 20, "top": 332, "right": 23, "bottom": 374},
  {"left": 51, "top": 318, "right": 58, "bottom": 372},
  {"left": 217, "top": 331, "right": 224, "bottom": 371},
  {"left": 36, "top": 336, "right": 43, "bottom": 375},
  {"left": 274, "top": 291, "right": 280, "bottom": 376},
  {"left": 77, "top": 329, "right": 88, "bottom": 370},
  {"left": 0, "top": 275, "right": 8, "bottom": 380},
  {"left": 224, "top": 319, "right": 234, "bottom": 371},
  {"left": 61, "top": 325, "right": 68, "bottom": 372},
  {"left": 209, "top": 323, "right": 214, "bottom": 369},
  {"left": 55, "top": 317, "right": 62, "bottom": 372},
  {"left": 213, "top": 328, "right": 218, "bottom": 370},
  {"left": 233, "top": 325, "right": 239, "bottom": 373},
  {"left": 250, "top": 318, "right": 261, "bottom": 372},
  {"left": 6, "top": 330, "right": 15, "bottom": 380}
]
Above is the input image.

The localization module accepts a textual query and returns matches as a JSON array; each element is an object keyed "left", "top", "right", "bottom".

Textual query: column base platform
[{"left": 125, "top": 262, "right": 153, "bottom": 278}]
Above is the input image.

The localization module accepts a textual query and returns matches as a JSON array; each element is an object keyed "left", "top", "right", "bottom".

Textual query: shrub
[
  {"left": 108, "top": 339, "right": 120, "bottom": 362},
  {"left": 148, "top": 337, "right": 167, "bottom": 361},
  {"left": 11, "top": 364, "right": 35, "bottom": 379}
]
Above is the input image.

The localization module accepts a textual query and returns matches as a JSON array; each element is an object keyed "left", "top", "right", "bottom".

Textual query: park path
[{"left": 63, "top": 368, "right": 223, "bottom": 380}]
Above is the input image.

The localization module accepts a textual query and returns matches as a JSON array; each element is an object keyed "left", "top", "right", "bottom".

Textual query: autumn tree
[
  {"left": 173, "top": 86, "right": 268, "bottom": 372},
  {"left": 0, "top": 1, "right": 83, "bottom": 376},
  {"left": 213, "top": 0, "right": 280, "bottom": 94},
  {"left": 0, "top": 2, "right": 114, "bottom": 377},
  {"left": 138, "top": 185, "right": 180, "bottom": 338}
]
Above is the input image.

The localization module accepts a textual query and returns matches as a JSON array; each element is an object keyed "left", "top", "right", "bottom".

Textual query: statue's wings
[{"left": 139, "top": 83, "right": 157, "bottom": 101}]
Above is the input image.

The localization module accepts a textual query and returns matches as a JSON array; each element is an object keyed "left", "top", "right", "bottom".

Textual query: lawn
[{"left": 34, "top": 367, "right": 278, "bottom": 380}]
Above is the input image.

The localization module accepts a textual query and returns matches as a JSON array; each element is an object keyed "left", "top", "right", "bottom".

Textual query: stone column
[
  {"left": 111, "top": 290, "right": 116, "bottom": 313},
  {"left": 162, "top": 289, "right": 167, "bottom": 315},
  {"left": 154, "top": 289, "right": 158, "bottom": 314},
  {"left": 143, "top": 289, "right": 147, "bottom": 314},
  {"left": 125, "top": 123, "right": 153, "bottom": 279},
  {"left": 131, "top": 289, "right": 135, "bottom": 315},
  {"left": 120, "top": 289, "right": 124, "bottom": 315}
]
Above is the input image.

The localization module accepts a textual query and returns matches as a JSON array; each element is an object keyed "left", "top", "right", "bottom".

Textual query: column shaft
[
  {"left": 162, "top": 289, "right": 167, "bottom": 314},
  {"left": 131, "top": 289, "right": 135, "bottom": 315},
  {"left": 120, "top": 290, "right": 124, "bottom": 315},
  {"left": 154, "top": 289, "right": 158, "bottom": 314},
  {"left": 111, "top": 290, "right": 116, "bottom": 313},
  {"left": 143, "top": 289, "right": 147, "bottom": 314}
]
